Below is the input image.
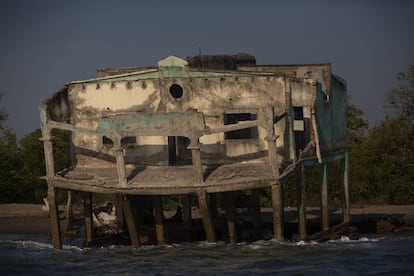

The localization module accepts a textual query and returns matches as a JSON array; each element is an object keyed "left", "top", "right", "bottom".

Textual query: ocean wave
[{"left": 0, "top": 238, "right": 85, "bottom": 252}]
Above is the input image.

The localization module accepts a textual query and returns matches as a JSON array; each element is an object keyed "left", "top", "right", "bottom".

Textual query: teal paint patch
[
  {"left": 98, "top": 112, "right": 205, "bottom": 140},
  {"left": 39, "top": 105, "right": 47, "bottom": 130},
  {"left": 314, "top": 78, "right": 348, "bottom": 157}
]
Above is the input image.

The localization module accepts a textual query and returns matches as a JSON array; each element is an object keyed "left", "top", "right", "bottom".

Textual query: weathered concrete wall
[
  {"left": 239, "top": 64, "right": 331, "bottom": 95},
  {"left": 66, "top": 72, "right": 290, "bottom": 167},
  {"left": 42, "top": 56, "right": 347, "bottom": 171},
  {"left": 42, "top": 87, "right": 70, "bottom": 122}
]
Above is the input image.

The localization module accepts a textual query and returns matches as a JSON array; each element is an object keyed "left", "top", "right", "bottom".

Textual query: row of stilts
[{"left": 47, "top": 157, "right": 349, "bottom": 249}]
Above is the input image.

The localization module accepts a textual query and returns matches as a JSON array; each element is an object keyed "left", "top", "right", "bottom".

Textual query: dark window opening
[
  {"left": 121, "top": 136, "right": 136, "bottom": 146},
  {"left": 294, "top": 106, "right": 304, "bottom": 120},
  {"left": 293, "top": 106, "right": 306, "bottom": 156},
  {"left": 103, "top": 136, "right": 114, "bottom": 148},
  {"left": 169, "top": 84, "right": 183, "bottom": 99},
  {"left": 103, "top": 136, "right": 136, "bottom": 148},
  {"left": 168, "top": 136, "right": 192, "bottom": 165},
  {"left": 224, "top": 113, "right": 258, "bottom": 139}
]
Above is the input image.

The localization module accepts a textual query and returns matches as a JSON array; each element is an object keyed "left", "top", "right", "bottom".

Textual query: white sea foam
[
  {"left": 0, "top": 238, "right": 85, "bottom": 252},
  {"left": 327, "top": 236, "right": 379, "bottom": 243}
]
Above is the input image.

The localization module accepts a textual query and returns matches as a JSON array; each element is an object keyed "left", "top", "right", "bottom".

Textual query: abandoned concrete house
[{"left": 40, "top": 53, "right": 349, "bottom": 249}]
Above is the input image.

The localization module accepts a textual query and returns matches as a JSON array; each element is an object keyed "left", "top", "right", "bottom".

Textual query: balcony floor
[{"left": 47, "top": 163, "right": 276, "bottom": 195}]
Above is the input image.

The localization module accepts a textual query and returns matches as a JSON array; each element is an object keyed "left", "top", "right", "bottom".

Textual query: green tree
[
  {"left": 358, "top": 65, "right": 414, "bottom": 204},
  {"left": 346, "top": 103, "right": 371, "bottom": 203},
  {"left": 0, "top": 129, "right": 26, "bottom": 202},
  {"left": 19, "top": 129, "right": 72, "bottom": 202},
  {"left": 0, "top": 94, "right": 7, "bottom": 130},
  {"left": 386, "top": 65, "right": 414, "bottom": 123},
  {"left": 365, "top": 116, "right": 414, "bottom": 203}
]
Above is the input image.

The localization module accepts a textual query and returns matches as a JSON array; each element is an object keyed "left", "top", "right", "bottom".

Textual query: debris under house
[{"left": 40, "top": 53, "right": 349, "bottom": 249}]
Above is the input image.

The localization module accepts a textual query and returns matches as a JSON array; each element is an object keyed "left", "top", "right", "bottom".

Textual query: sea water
[{"left": 0, "top": 234, "right": 413, "bottom": 275}]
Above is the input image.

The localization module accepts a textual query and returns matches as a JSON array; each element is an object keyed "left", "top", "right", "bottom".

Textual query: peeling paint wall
[{"left": 66, "top": 72, "right": 289, "bottom": 167}]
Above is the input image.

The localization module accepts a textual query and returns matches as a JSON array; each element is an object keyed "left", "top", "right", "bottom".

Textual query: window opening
[
  {"left": 168, "top": 136, "right": 192, "bottom": 165},
  {"left": 224, "top": 113, "right": 258, "bottom": 139},
  {"left": 293, "top": 106, "right": 306, "bottom": 156},
  {"left": 169, "top": 84, "right": 183, "bottom": 99}
]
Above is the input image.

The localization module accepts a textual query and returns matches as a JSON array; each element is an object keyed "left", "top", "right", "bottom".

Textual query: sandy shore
[{"left": 1, "top": 203, "right": 413, "bottom": 236}]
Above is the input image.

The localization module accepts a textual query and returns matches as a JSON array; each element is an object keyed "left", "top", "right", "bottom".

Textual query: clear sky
[{"left": 1, "top": 0, "right": 413, "bottom": 138}]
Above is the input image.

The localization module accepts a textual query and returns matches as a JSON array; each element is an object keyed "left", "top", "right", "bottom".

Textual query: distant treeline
[{"left": 0, "top": 65, "right": 413, "bottom": 206}]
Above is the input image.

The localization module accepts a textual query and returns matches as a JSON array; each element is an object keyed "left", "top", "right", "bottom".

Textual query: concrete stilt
[
  {"left": 224, "top": 191, "right": 237, "bottom": 243},
  {"left": 122, "top": 195, "right": 140, "bottom": 247},
  {"left": 296, "top": 164, "right": 307, "bottom": 240},
  {"left": 153, "top": 195, "right": 166, "bottom": 245},
  {"left": 272, "top": 183, "right": 284, "bottom": 241},
  {"left": 83, "top": 192, "right": 94, "bottom": 246},
  {"left": 197, "top": 191, "right": 216, "bottom": 242},
  {"left": 115, "top": 194, "right": 125, "bottom": 233},
  {"left": 209, "top": 193, "right": 218, "bottom": 219},
  {"left": 41, "top": 129, "right": 62, "bottom": 249},
  {"left": 342, "top": 153, "right": 350, "bottom": 223},
  {"left": 251, "top": 189, "right": 262, "bottom": 238},
  {"left": 48, "top": 185, "right": 62, "bottom": 249},
  {"left": 320, "top": 163, "right": 329, "bottom": 231},
  {"left": 182, "top": 195, "right": 192, "bottom": 241}
]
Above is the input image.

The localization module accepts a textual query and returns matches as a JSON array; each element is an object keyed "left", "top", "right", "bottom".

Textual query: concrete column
[
  {"left": 40, "top": 130, "right": 62, "bottom": 249},
  {"left": 296, "top": 164, "right": 307, "bottom": 240},
  {"left": 122, "top": 195, "right": 140, "bottom": 247},
  {"left": 342, "top": 153, "right": 350, "bottom": 223},
  {"left": 48, "top": 185, "right": 62, "bottom": 249},
  {"left": 251, "top": 189, "right": 262, "bottom": 238},
  {"left": 181, "top": 195, "right": 193, "bottom": 241},
  {"left": 115, "top": 194, "right": 125, "bottom": 232},
  {"left": 265, "top": 106, "right": 280, "bottom": 178},
  {"left": 272, "top": 183, "right": 284, "bottom": 241},
  {"left": 197, "top": 191, "right": 216, "bottom": 243},
  {"left": 189, "top": 143, "right": 204, "bottom": 184},
  {"left": 153, "top": 196, "right": 166, "bottom": 245},
  {"left": 83, "top": 192, "right": 94, "bottom": 246},
  {"left": 114, "top": 149, "right": 127, "bottom": 188},
  {"left": 225, "top": 191, "right": 237, "bottom": 243},
  {"left": 320, "top": 163, "right": 329, "bottom": 231}
]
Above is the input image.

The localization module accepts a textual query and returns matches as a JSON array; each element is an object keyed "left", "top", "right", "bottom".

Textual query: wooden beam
[
  {"left": 272, "top": 183, "right": 284, "bottom": 241},
  {"left": 296, "top": 164, "right": 307, "bottom": 240},
  {"left": 153, "top": 196, "right": 166, "bottom": 245},
  {"left": 320, "top": 163, "right": 329, "bottom": 231},
  {"left": 224, "top": 191, "right": 237, "bottom": 243},
  {"left": 122, "top": 195, "right": 140, "bottom": 247},
  {"left": 83, "top": 192, "right": 94, "bottom": 246},
  {"left": 197, "top": 191, "right": 216, "bottom": 242}
]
